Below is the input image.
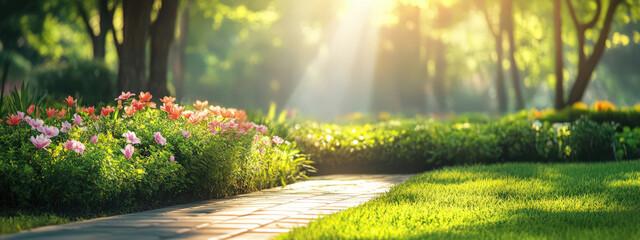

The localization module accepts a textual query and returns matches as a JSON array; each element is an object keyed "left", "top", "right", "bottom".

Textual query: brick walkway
[{"left": 2, "top": 174, "right": 414, "bottom": 240}]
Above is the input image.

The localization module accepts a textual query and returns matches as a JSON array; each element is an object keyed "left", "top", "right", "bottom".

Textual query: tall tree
[
  {"left": 554, "top": 0, "right": 564, "bottom": 109},
  {"left": 170, "top": 0, "right": 191, "bottom": 100},
  {"left": 149, "top": 0, "right": 179, "bottom": 98},
  {"left": 116, "top": 0, "right": 153, "bottom": 92},
  {"left": 502, "top": 0, "right": 524, "bottom": 110},
  {"left": 563, "top": 0, "right": 624, "bottom": 106},
  {"left": 75, "top": 0, "right": 116, "bottom": 60},
  {"left": 480, "top": 0, "right": 507, "bottom": 113}
]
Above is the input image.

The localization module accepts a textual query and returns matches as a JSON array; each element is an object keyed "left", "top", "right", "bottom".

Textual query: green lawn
[
  {"left": 0, "top": 213, "right": 76, "bottom": 235},
  {"left": 279, "top": 160, "right": 640, "bottom": 239}
]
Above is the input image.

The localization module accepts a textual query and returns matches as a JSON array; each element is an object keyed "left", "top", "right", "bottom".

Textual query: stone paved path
[{"left": 2, "top": 174, "right": 414, "bottom": 240}]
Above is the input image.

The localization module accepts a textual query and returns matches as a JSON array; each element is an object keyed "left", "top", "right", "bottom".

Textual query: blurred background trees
[{"left": 0, "top": 0, "right": 639, "bottom": 116}]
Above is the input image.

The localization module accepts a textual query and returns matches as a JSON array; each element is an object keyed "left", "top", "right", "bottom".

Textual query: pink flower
[
  {"left": 91, "top": 135, "right": 98, "bottom": 144},
  {"left": 253, "top": 135, "right": 260, "bottom": 141},
  {"left": 123, "top": 131, "right": 141, "bottom": 144},
  {"left": 17, "top": 111, "right": 25, "bottom": 118},
  {"left": 61, "top": 121, "right": 72, "bottom": 133},
  {"left": 30, "top": 134, "right": 51, "bottom": 149},
  {"left": 256, "top": 125, "right": 268, "bottom": 134},
  {"left": 259, "top": 147, "right": 264, "bottom": 153},
  {"left": 154, "top": 132, "right": 167, "bottom": 146},
  {"left": 73, "top": 114, "right": 82, "bottom": 126},
  {"left": 169, "top": 155, "right": 175, "bottom": 163},
  {"left": 262, "top": 138, "right": 271, "bottom": 145},
  {"left": 272, "top": 136, "right": 284, "bottom": 145},
  {"left": 121, "top": 144, "right": 134, "bottom": 159},
  {"left": 181, "top": 129, "right": 191, "bottom": 138},
  {"left": 27, "top": 117, "right": 44, "bottom": 130},
  {"left": 63, "top": 139, "right": 86, "bottom": 154},
  {"left": 37, "top": 125, "right": 59, "bottom": 138},
  {"left": 115, "top": 91, "right": 136, "bottom": 101}
]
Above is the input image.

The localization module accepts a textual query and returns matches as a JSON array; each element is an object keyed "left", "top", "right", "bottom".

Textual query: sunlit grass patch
[
  {"left": 279, "top": 160, "right": 640, "bottom": 239},
  {"left": 0, "top": 213, "right": 76, "bottom": 235}
]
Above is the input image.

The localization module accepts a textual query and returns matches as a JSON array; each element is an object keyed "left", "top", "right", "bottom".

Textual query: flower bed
[{"left": 0, "top": 92, "right": 312, "bottom": 214}]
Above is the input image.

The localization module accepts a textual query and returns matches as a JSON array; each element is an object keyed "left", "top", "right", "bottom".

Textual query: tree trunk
[
  {"left": 117, "top": 0, "right": 153, "bottom": 93},
  {"left": 481, "top": 1, "right": 507, "bottom": 113},
  {"left": 171, "top": 0, "right": 190, "bottom": 100},
  {"left": 149, "top": 0, "right": 179, "bottom": 98},
  {"left": 494, "top": 35, "right": 507, "bottom": 113},
  {"left": 554, "top": 0, "right": 564, "bottom": 109},
  {"left": 433, "top": 38, "right": 447, "bottom": 112},
  {"left": 503, "top": 0, "right": 524, "bottom": 110},
  {"left": 76, "top": 0, "right": 112, "bottom": 60},
  {"left": 566, "top": 0, "right": 622, "bottom": 105}
]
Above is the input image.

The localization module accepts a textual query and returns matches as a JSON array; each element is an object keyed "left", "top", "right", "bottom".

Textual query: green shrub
[
  {"left": 291, "top": 116, "right": 627, "bottom": 174},
  {"left": 0, "top": 98, "right": 310, "bottom": 215},
  {"left": 33, "top": 60, "right": 115, "bottom": 105}
]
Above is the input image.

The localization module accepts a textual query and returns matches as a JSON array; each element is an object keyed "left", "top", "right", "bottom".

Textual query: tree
[
  {"left": 562, "top": 0, "right": 624, "bottom": 107},
  {"left": 75, "top": 0, "right": 116, "bottom": 60},
  {"left": 554, "top": 0, "right": 564, "bottom": 109},
  {"left": 480, "top": 0, "right": 508, "bottom": 113},
  {"left": 170, "top": 0, "right": 191, "bottom": 100},
  {"left": 502, "top": 0, "right": 525, "bottom": 110},
  {"left": 149, "top": 0, "right": 179, "bottom": 98},
  {"left": 116, "top": 0, "right": 153, "bottom": 93}
]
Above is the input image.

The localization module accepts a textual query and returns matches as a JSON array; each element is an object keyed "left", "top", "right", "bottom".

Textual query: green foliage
[
  {"left": 0, "top": 103, "right": 309, "bottom": 217},
  {"left": 2, "top": 80, "right": 46, "bottom": 116},
  {"left": 33, "top": 60, "right": 115, "bottom": 105},
  {"left": 0, "top": 213, "right": 74, "bottom": 235},
  {"left": 280, "top": 160, "right": 640, "bottom": 240},
  {"left": 291, "top": 113, "right": 624, "bottom": 174},
  {"left": 615, "top": 126, "right": 640, "bottom": 159},
  {"left": 539, "top": 108, "right": 640, "bottom": 128}
]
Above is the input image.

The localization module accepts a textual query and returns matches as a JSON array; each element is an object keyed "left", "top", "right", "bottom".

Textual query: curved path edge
[{"left": 1, "top": 174, "right": 414, "bottom": 240}]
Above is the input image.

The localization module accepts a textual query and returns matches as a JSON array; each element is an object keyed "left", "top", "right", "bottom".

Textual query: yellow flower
[
  {"left": 594, "top": 101, "right": 616, "bottom": 111},
  {"left": 633, "top": 104, "right": 640, "bottom": 112},
  {"left": 572, "top": 102, "right": 588, "bottom": 110},
  {"left": 379, "top": 112, "right": 391, "bottom": 121},
  {"left": 347, "top": 112, "right": 363, "bottom": 121}
]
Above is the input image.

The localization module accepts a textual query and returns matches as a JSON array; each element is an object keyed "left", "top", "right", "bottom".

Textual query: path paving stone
[{"left": 1, "top": 174, "right": 413, "bottom": 240}]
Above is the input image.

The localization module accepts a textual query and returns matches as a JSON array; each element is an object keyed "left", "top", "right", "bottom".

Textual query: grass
[
  {"left": 279, "top": 160, "right": 640, "bottom": 239},
  {"left": 0, "top": 213, "right": 77, "bottom": 235}
]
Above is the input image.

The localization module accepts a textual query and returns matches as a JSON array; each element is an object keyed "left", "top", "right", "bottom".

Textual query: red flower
[
  {"left": 131, "top": 100, "right": 145, "bottom": 111},
  {"left": 64, "top": 96, "right": 77, "bottom": 107},
  {"left": 209, "top": 106, "right": 222, "bottom": 116},
  {"left": 182, "top": 110, "right": 194, "bottom": 119},
  {"left": 168, "top": 105, "right": 184, "bottom": 120},
  {"left": 5, "top": 114, "right": 22, "bottom": 126},
  {"left": 27, "top": 105, "right": 35, "bottom": 115},
  {"left": 46, "top": 108, "right": 58, "bottom": 118},
  {"left": 115, "top": 91, "right": 136, "bottom": 101},
  {"left": 124, "top": 106, "right": 136, "bottom": 116},
  {"left": 101, "top": 106, "right": 115, "bottom": 116},
  {"left": 58, "top": 109, "right": 67, "bottom": 117},
  {"left": 221, "top": 108, "right": 236, "bottom": 119},
  {"left": 161, "top": 102, "right": 174, "bottom": 112},
  {"left": 194, "top": 100, "right": 208, "bottom": 110},
  {"left": 160, "top": 96, "right": 176, "bottom": 104},
  {"left": 83, "top": 106, "right": 95, "bottom": 116},
  {"left": 138, "top": 92, "right": 152, "bottom": 102},
  {"left": 145, "top": 102, "right": 156, "bottom": 108},
  {"left": 235, "top": 110, "right": 247, "bottom": 122}
]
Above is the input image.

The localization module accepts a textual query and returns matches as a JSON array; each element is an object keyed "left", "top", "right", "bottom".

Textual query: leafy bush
[
  {"left": 32, "top": 60, "right": 115, "bottom": 105},
  {"left": 0, "top": 93, "right": 311, "bottom": 214},
  {"left": 291, "top": 115, "right": 624, "bottom": 174},
  {"left": 538, "top": 107, "right": 640, "bottom": 128}
]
